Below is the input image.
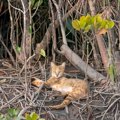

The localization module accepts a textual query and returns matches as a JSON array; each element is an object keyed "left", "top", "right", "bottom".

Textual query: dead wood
[
  {"left": 35, "top": 0, "right": 81, "bottom": 59},
  {"left": 61, "top": 44, "right": 106, "bottom": 82},
  {"left": 0, "top": 63, "right": 120, "bottom": 119}
]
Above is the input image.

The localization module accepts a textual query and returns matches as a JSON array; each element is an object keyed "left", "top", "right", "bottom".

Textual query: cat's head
[{"left": 51, "top": 62, "right": 65, "bottom": 78}]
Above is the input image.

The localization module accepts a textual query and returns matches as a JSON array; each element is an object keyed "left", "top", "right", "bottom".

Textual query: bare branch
[{"left": 52, "top": 0, "right": 67, "bottom": 45}]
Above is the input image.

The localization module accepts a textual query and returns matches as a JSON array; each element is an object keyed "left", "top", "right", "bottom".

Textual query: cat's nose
[{"left": 56, "top": 72, "right": 60, "bottom": 78}]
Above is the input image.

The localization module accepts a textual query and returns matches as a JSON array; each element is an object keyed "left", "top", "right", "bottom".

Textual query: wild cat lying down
[{"left": 32, "top": 62, "right": 89, "bottom": 109}]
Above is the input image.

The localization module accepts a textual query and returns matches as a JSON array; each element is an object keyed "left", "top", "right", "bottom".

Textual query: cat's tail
[{"left": 49, "top": 95, "right": 74, "bottom": 109}]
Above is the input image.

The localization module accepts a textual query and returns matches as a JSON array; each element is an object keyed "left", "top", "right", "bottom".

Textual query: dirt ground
[{"left": 0, "top": 60, "right": 120, "bottom": 120}]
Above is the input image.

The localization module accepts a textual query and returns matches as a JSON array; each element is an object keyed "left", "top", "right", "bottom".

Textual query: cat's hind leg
[
  {"left": 48, "top": 92, "right": 79, "bottom": 109},
  {"left": 49, "top": 89, "right": 88, "bottom": 109}
]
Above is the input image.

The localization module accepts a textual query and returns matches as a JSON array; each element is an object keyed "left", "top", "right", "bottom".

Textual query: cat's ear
[
  {"left": 51, "top": 62, "right": 55, "bottom": 67},
  {"left": 61, "top": 62, "right": 66, "bottom": 68}
]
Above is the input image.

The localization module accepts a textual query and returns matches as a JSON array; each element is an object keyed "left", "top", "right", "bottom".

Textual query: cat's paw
[{"left": 31, "top": 77, "right": 44, "bottom": 87}]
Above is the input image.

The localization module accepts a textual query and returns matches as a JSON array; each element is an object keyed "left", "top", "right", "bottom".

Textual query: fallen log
[{"left": 61, "top": 44, "right": 106, "bottom": 82}]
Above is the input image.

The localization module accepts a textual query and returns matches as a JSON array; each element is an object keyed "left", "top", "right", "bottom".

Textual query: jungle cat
[{"left": 44, "top": 62, "right": 89, "bottom": 109}]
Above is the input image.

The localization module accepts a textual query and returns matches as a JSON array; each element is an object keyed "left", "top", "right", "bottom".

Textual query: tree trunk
[
  {"left": 88, "top": 0, "right": 109, "bottom": 70},
  {"left": 19, "top": 0, "right": 31, "bottom": 62},
  {"left": 35, "top": 1, "right": 81, "bottom": 59}
]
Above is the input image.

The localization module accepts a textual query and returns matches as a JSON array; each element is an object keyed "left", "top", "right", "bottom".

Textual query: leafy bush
[
  {"left": 0, "top": 108, "right": 45, "bottom": 120},
  {"left": 25, "top": 112, "right": 45, "bottom": 120},
  {"left": 72, "top": 14, "right": 114, "bottom": 34},
  {"left": 0, "top": 108, "right": 21, "bottom": 120}
]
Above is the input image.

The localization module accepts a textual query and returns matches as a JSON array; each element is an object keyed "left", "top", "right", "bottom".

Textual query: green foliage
[
  {"left": 72, "top": 20, "right": 81, "bottom": 31},
  {"left": 40, "top": 49, "right": 46, "bottom": 57},
  {"left": 108, "top": 64, "right": 116, "bottom": 83},
  {"left": 7, "top": 108, "right": 19, "bottom": 117},
  {"left": 66, "top": 19, "right": 75, "bottom": 35},
  {"left": 107, "top": 48, "right": 117, "bottom": 83},
  {"left": 25, "top": 112, "right": 45, "bottom": 120},
  {"left": 25, "top": 112, "right": 39, "bottom": 120},
  {"left": 16, "top": 45, "right": 21, "bottom": 53},
  {"left": 30, "top": 0, "right": 43, "bottom": 9},
  {"left": 0, "top": 108, "right": 21, "bottom": 120},
  {"left": 29, "top": 25, "right": 32, "bottom": 34},
  {"left": 0, "top": 108, "right": 45, "bottom": 120},
  {"left": 72, "top": 14, "right": 115, "bottom": 34}
]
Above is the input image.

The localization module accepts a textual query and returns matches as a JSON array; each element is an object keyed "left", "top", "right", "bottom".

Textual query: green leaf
[
  {"left": 72, "top": 20, "right": 81, "bottom": 30},
  {"left": 72, "top": 14, "right": 115, "bottom": 33},
  {"left": 8, "top": 108, "right": 19, "bottom": 117},
  {"left": 33, "top": 0, "right": 43, "bottom": 9},
  {"left": 30, "top": 0, "right": 36, "bottom": 7},
  {"left": 84, "top": 25, "right": 91, "bottom": 32},
  {"left": 29, "top": 25, "right": 32, "bottom": 34},
  {"left": 79, "top": 16, "right": 87, "bottom": 29},
  {"left": 66, "top": 19, "right": 75, "bottom": 35},
  {"left": 25, "top": 112, "right": 40, "bottom": 120},
  {"left": 99, "top": 20, "right": 107, "bottom": 29},
  {"left": 79, "top": 16, "right": 86, "bottom": 21},
  {"left": 85, "top": 14, "right": 91, "bottom": 23},
  {"left": 25, "top": 113, "right": 32, "bottom": 120},
  {"left": 108, "top": 21, "right": 115, "bottom": 29},
  {"left": 40, "top": 49, "right": 46, "bottom": 57},
  {"left": 105, "top": 23, "right": 109, "bottom": 29},
  {"left": 93, "top": 16, "right": 98, "bottom": 29},
  {"left": 108, "top": 64, "right": 116, "bottom": 82},
  {"left": 30, "top": 112, "right": 39, "bottom": 120},
  {"left": 96, "top": 14, "right": 103, "bottom": 23},
  {"left": 0, "top": 109, "right": 21, "bottom": 120},
  {"left": 29, "top": 0, "right": 36, "bottom": 8},
  {"left": 90, "top": 16, "right": 95, "bottom": 25},
  {"left": 16, "top": 46, "right": 21, "bottom": 53}
]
